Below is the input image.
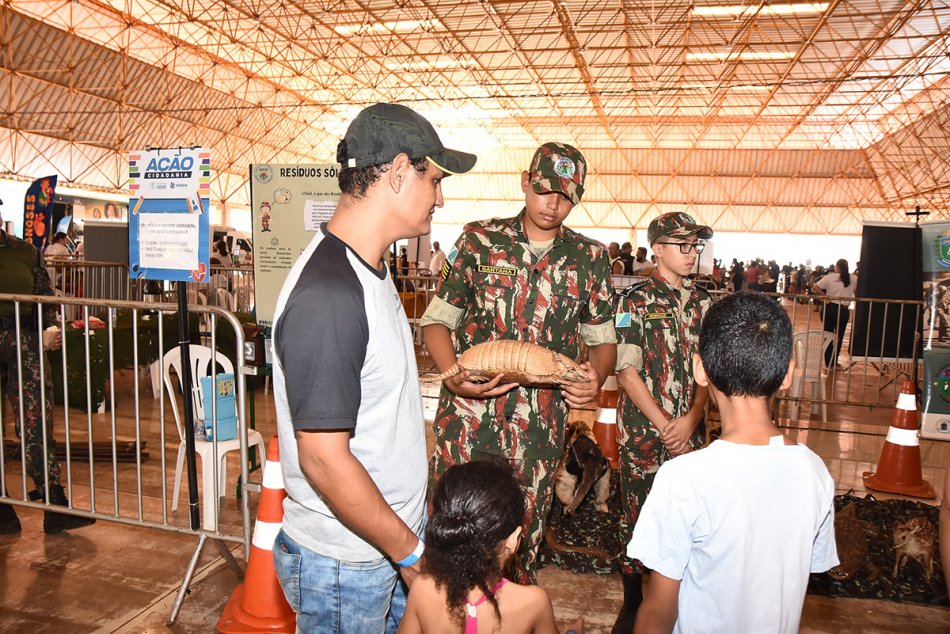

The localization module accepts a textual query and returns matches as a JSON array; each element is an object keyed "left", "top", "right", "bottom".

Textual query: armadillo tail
[{"left": 428, "top": 364, "right": 462, "bottom": 382}]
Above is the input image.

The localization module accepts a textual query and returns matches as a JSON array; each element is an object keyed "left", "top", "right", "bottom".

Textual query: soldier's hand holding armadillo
[{"left": 430, "top": 339, "right": 588, "bottom": 387}]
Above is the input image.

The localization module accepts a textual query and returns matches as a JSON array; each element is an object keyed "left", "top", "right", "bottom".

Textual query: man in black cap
[{"left": 270, "top": 103, "right": 475, "bottom": 633}]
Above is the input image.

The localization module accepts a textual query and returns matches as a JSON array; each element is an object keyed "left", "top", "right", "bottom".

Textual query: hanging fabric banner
[
  {"left": 919, "top": 220, "right": 950, "bottom": 440},
  {"left": 128, "top": 148, "right": 211, "bottom": 282},
  {"left": 22, "top": 175, "right": 57, "bottom": 250}
]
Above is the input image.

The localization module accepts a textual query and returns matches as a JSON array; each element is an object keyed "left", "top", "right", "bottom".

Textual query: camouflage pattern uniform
[
  {"left": 614, "top": 269, "right": 711, "bottom": 573},
  {"left": 0, "top": 230, "right": 61, "bottom": 489},
  {"left": 422, "top": 208, "right": 615, "bottom": 583}
]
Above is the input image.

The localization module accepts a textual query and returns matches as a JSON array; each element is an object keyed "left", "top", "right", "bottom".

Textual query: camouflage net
[
  {"left": 541, "top": 480, "right": 948, "bottom": 609},
  {"left": 807, "top": 492, "right": 947, "bottom": 606},
  {"left": 538, "top": 470, "right": 624, "bottom": 575}
]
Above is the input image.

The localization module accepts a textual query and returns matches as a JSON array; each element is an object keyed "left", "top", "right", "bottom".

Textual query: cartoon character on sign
[
  {"left": 273, "top": 188, "right": 291, "bottom": 205},
  {"left": 260, "top": 201, "right": 272, "bottom": 232},
  {"left": 34, "top": 178, "right": 54, "bottom": 238}
]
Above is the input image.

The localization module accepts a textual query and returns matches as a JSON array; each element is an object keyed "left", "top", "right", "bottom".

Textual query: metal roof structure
[{"left": 1, "top": 0, "right": 948, "bottom": 234}]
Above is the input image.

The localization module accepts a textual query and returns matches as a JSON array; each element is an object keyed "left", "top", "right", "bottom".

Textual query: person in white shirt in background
[
  {"left": 428, "top": 241, "right": 447, "bottom": 277},
  {"left": 632, "top": 246, "right": 653, "bottom": 276},
  {"left": 629, "top": 291, "right": 837, "bottom": 634},
  {"left": 44, "top": 232, "right": 72, "bottom": 289},
  {"left": 812, "top": 258, "right": 857, "bottom": 367}
]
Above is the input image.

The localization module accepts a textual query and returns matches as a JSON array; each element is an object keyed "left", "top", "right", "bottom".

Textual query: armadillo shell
[{"left": 457, "top": 339, "right": 581, "bottom": 387}]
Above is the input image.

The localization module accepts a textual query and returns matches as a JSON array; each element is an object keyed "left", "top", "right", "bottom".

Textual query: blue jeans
[{"left": 273, "top": 529, "right": 408, "bottom": 634}]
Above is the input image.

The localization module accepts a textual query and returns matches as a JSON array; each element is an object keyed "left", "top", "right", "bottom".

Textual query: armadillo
[{"left": 432, "top": 339, "right": 588, "bottom": 387}]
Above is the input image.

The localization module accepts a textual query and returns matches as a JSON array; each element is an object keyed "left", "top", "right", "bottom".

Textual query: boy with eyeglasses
[{"left": 610, "top": 212, "right": 714, "bottom": 633}]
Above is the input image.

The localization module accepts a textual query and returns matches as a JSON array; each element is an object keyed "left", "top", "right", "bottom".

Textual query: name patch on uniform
[
  {"left": 645, "top": 311, "right": 674, "bottom": 320},
  {"left": 615, "top": 312, "right": 632, "bottom": 328},
  {"left": 478, "top": 264, "right": 517, "bottom": 277}
]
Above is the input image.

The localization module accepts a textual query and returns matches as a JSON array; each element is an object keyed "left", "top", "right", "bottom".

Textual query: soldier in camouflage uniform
[
  {"left": 420, "top": 142, "right": 617, "bottom": 583},
  {"left": 0, "top": 211, "right": 95, "bottom": 534},
  {"left": 610, "top": 211, "right": 714, "bottom": 633}
]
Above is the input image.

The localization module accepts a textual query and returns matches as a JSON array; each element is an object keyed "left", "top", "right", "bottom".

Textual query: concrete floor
[{"left": 2, "top": 348, "right": 949, "bottom": 632}]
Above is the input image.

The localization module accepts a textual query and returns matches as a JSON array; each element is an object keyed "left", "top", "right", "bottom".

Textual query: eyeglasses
[{"left": 654, "top": 241, "right": 706, "bottom": 255}]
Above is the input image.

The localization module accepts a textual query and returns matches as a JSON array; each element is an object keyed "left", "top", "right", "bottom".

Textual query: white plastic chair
[
  {"left": 208, "top": 272, "right": 229, "bottom": 295},
  {"left": 186, "top": 288, "right": 213, "bottom": 335},
  {"left": 214, "top": 288, "right": 236, "bottom": 311},
  {"left": 186, "top": 288, "right": 207, "bottom": 306},
  {"left": 235, "top": 285, "right": 255, "bottom": 313},
  {"left": 788, "top": 331, "right": 835, "bottom": 422},
  {"left": 162, "top": 344, "right": 265, "bottom": 530}
]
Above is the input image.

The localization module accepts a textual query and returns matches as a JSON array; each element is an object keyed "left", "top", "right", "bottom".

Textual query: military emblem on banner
[
  {"left": 938, "top": 235, "right": 950, "bottom": 268},
  {"left": 255, "top": 165, "right": 273, "bottom": 184},
  {"left": 937, "top": 364, "right": 950, "bottom": 403}
]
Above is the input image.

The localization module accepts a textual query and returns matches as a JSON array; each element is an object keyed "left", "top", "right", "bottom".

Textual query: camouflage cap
[
  {"left": 337, "top": 103, "right": 477, "bottom": 175},
  {"left": 528, "top": 142, "right": 587, "bottom": 205},
  {"left": 647, "top": 212, "right": 714, "bottom": 245}
]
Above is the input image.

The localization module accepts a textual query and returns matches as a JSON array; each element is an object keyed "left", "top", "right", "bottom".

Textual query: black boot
[
  {"left": 0, "top": 502, "right": 20, "bottom": 535},
  {"left": 611, "top": 570, "right": 643, "bottom": 634},
  {"left": 33, "top": 485, "right": 96, "bottom": 534}
]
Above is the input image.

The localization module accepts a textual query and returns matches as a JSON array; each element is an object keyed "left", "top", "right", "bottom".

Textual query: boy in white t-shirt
[{"left": 628, "top": 291, "right": 838, "bottom": 634}]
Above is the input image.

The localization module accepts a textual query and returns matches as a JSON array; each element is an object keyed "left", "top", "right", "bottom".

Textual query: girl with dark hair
[
  {"left": 397, "top": 461, "right": 559, "bottom": 634},
  {"left": 812, "top": 258, "right": 857, "bottom": 367}
]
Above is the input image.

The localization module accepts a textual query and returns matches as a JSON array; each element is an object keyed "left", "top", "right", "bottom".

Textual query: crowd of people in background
[{"left": 720, "top": 258, "right": 859, "bottom": 297}]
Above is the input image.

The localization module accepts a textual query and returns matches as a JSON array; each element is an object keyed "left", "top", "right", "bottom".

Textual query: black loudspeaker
[{"left": 850, "top": 222, "right": 921, "bottom": 360}]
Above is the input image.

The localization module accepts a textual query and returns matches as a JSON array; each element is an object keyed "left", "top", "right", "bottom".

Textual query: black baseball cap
[{"left": 337, "top": 103, "right": 477, "bottom": 175}]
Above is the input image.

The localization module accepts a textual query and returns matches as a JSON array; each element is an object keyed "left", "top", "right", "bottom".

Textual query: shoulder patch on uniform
[
  {"left": 615, "top": 311, "right": 632, "bottom": 328},
  {"left": 440, "top": 245, "right": 460, "bottom": 282},
  {"left": 619, "top": 280, "right": 648, "bottom": 297}
]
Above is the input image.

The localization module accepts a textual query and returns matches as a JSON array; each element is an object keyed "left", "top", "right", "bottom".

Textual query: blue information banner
[{"left": 128, "top": 148, "right": 211, "bottom": 282}]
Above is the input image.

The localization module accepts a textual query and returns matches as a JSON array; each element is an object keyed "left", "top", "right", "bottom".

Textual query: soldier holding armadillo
[{"left": 420, "top": 142, "right": 617, "bottom": 584}]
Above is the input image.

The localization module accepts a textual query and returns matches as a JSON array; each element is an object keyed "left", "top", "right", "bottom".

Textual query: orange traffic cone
[
  {"left": 593, "top": 371, "right": 620, "bottom": 469},
  {"left": 217, "top": 436, "right": 296, "bottom": 632},
  {"left": 863, "top": 380, "right": 936, "bottom": 499}
]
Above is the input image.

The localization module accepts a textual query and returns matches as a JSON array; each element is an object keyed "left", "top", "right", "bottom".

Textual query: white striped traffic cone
[
  {"left": 863, "top": 380, "right": 936, "bottom": 499},
  {"left": 217, "top": 436, "right": 296, "bottom": 632},
  {"left": 593, "top": 372, "right": 620, "bottom": 469}
]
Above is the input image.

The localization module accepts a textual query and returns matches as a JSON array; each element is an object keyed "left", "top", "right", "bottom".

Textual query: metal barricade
[
  {"left": 394, "top": 271, "right": 440, "bottom": 372},
  {"left": 198, "top": 265, "right": 256, "bottom": 313},
  {"left": 611, "top": 274, "right": 649, "bottom": 292},
  {"left": 702, "top": 291, "right": 923, "bottom": 421},
  {"left": 0, "top": 292, "right": 255, "bottom": 621},
  {"left": 120, "top": 265, "right": 257, "bottom": 315},
  {"left": 773, "top": 292, "right": 922, "bottom": 414},
  {"left": 45, "top": 258, "right": 144, "bottom": 311}
]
